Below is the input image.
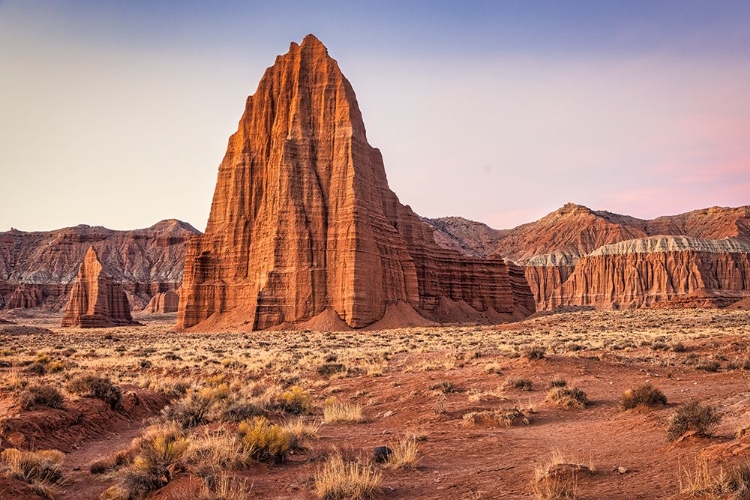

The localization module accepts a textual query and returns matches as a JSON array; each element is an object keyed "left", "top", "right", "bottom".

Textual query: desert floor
[{"left": 1, "top": 307, "right": 749, "bottom": 499}]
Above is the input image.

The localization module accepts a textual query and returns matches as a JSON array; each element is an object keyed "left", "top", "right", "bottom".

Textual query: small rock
[
  {"left": 373, "top": 446, "right": 393, "bottom": 463},
  {"left": 618, "top": 467, "right": 628, "bottom": 474},
  {"left": 73, "top": 466, "right": 81, "bottom": 471},
  {"left": 382, "top": 410, "right": 394, "bottom": 418}
]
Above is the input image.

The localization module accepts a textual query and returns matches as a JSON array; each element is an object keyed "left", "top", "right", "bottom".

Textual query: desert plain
[{"left": 2, "top": 306, "right": 750, "bottom": 499}]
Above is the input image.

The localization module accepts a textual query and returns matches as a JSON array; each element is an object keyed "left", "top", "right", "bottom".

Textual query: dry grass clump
[
  {"left": 430, "top": 380, "right": 457, "bottom": 393},
  {"left": 89, "top": 449, "right": 133, "bottom": 474},
  {"left": 677, "top": 458, "right": 750, "bottom": 498},
  {"left": 197, "top": 473, "right": 252, "bottom": 500},
  {"left": 463, "top": 407, "right": 530, "bottom": 427},
  {"left": 277, "top": 385, "right": 314, "bottom": 415},
  {"left": 281, "top": 416, "right": 321, "bottom": 442},
  {"left": 104, "top": 422, "right": 189, "bottom": 499},
  {"left": 324, "top": 398, "right": 364, "bottom": 424},
  {"left": 185, "top": 428, "right": 252, "bottom": 470},
  {"left": 547, "top": 387, "right": 588, "bottom": 409},
  {"left": 385, "top": 436, "right": 420, "bottom": 469},
  {"left": 620, "top": 383, "right": 667, "bottom": 410},
  {"left": 314, "top": 453, "right": 381, "bottom": 500},
  {"left": 532, "top": 450, "right": 591, "bottom": 500},
  {"left": 548, "top": 378, "right": 567, "bottom": 389},
  {"left": 67, "top": 374, "right": 122, "bottom": 410},
  {"left": 505, "top": 378, "right": 533, "bottom": 391},
  {"left": 238, "top": 416, "right": 295, "bottom": 462},
  {"left": 19, "top": 384, "right": 64, "bottom": 410},
  {"left": 524, "top": 346, "right": 547, "bottom": 360},
  {"left": 161, "top": 390, "right": 215, "bottom": 428},
  {"left": 0, "top": 448, "right": 65, "bottom": 499},
  {"left": 667, "top": 401, "right": 721, "bottom": 441}
]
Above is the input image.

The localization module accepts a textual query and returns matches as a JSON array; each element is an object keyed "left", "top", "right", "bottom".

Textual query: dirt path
[{"left": 58, "top": 420, "right": 146, "bottom": 500}]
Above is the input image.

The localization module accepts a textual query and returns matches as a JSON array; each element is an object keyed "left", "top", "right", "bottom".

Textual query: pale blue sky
[{"left": 1, "top": 1, "right": 749, "bottom": 231}]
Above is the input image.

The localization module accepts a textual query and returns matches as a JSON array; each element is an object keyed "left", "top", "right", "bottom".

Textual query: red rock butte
[
  {"left": 177, "top": 35, "right": 535, "bottom": 331},
  {"left": 61, "top": 247, "right": 138, "bottom": 328}
]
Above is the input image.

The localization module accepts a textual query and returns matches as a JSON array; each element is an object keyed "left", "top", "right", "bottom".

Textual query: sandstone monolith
[
  {"left": 61, "top": 247, "right": 137, "bottom": 328},
  {"left": 177, "top": 35, "right": 535, "bottom": 331}
]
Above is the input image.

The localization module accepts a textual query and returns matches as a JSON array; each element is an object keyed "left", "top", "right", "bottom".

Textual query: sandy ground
[{"left": 0, "top": 307, "right": 749, "bottom": 499}]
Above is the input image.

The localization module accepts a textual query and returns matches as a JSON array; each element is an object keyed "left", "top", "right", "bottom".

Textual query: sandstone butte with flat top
[
  {"left": 61, "top": 247, "right": 138, "bottom": 328},
  {"left": 177, "top": 35, "right": 535, "bottom": 331}
]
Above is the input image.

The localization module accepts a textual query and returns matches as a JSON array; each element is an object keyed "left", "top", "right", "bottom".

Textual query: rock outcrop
[
  {"left": 61, "top": 247, "right": 138, "bottom": 328},
  {"left": 0, "top": 219, "right": 198, "bottom": 310},
  {"left": 146, "top": 290, "right": 179, "bottom": 313},
  {"left": 426, "top": 204, "right": 750, "bottom": 308},
  {"left": 547, "top": 236, "right": 750, "bottom": 309},
  {"left": 177, "top": 35, "right": 535, "bottom": 331}
]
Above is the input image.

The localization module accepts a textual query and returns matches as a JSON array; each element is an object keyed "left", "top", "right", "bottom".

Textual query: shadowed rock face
[
  {"left": 61, "top": 247, "right": 137, "bottom": 328},
  {"left": 177, "top": 35, "right": 535, "bottom": 331}
]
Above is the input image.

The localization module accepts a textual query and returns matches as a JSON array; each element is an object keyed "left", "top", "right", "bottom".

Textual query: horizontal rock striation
[
  {"left": 177, "top": 35, "right": 534, "bottom": 331},
  {"left": 61, "top": 247, "right": 138, "bottom": 328},
  {"left": 547, "top": 237, "right": 750, "bottom": 309}
]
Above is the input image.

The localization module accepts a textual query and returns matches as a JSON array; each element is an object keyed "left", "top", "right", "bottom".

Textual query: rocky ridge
[
  {"left": 0, "top": 219, "right": 199, "bottom": 311},
  {"left": 427, "top": 205, "right": 750, "bottom": 310}
]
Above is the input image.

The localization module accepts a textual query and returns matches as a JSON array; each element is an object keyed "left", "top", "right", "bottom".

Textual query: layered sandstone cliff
[
  {"left": 0, "top": 219, "right": 199, "bottom": 310},
  {"left": 547, "top": 236, "right": 750, "bottom": 309},
  {"left": 146, "top": 290, "right": 179, "bottom": 313},
  {"left": 426, "top": 204, "right": 750, "bottom": 308},
  {"left": 61, "top": 247, "right": 138, "bottom": 328},
  {"left": 177, "top": 35, "right": 534, "bottom": 331}
]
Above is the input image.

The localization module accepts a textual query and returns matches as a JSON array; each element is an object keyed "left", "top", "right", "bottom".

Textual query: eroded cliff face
[
  {"left": 0, "top": 220, "right": 198, "bottom": 310},
  {"left": 426, "top": 205, "right": 750, "bottom": 309},
  {"left": 177, "top": 35, "right": 534, "bottom": 331},
  {"left": 61, "top": 247, "right": 137, "bottom": 328},
  {"left": 547, "top": 237, "right": 750, "bottom": 309}
]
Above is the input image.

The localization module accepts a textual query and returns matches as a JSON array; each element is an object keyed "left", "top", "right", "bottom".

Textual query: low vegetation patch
[
  {"left": 463, "top": 408, "right": 530, "bottom": 427},
  {"left": 667, "top": 401, "right": 721, "bottom": 441},
  {"left": 524, "top": 346, "right": 547, "bottom": 360},
  {"left": 0, "top": 448, "right": 65, "bottom": 499},
  {"left": 547, "top": 387, "right": 588, "bottom": 409},
  {"left": 67, "top": 374, "right": 122, "bottom": 409},
  {"left": 620, "top": 383, "right": 667, "bottom": 410},
  {"left": 505, "top": 378, "right": 533, "bottom": 391},
  {"left": 324, "top": 398, "right": 364, "bottom": 423},
  {"left": 314, "top": 453, "right": 381, "bottom": 500},
  {"left": 238, "top": 416, "right": 295, "bottom": 462},
  {"left": 385, "top": 436, "right": 420, "bottom": 469},
  {"left": 19, "top": 384, "right": 64, "bottom": 410}
]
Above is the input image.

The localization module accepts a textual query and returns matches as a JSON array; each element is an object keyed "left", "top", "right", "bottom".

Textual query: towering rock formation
[
  {"left": 177, "top": 35, "right": 535, "bottom": 331},
  {"left": 146, "top": 290, "right": 179, "bottom": 313},
  {"left": 0, "top": 219, "right": 199, "bottom": 310},
  {"left": 61, "top": 247, "right": 137, "bottom": 328}
]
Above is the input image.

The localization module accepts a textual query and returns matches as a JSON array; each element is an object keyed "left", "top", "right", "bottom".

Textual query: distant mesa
[
  {"left": 428, "top": 204, "right": 750, "bottom": 310},
  {"left": 176, "top": 34, "right": 535, "bottom": 331},
  {"left": 61, "top": 247, "right": 140, "bottom": 328},
  {"left": 0, "top": 219, "right": 199, "bottom": 313}
]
